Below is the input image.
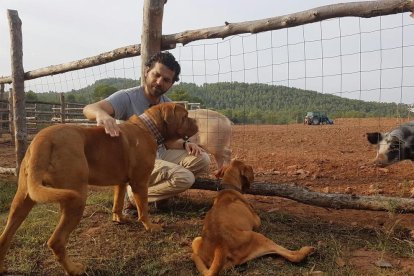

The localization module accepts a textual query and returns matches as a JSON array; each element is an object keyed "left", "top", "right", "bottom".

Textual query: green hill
[
  {"left": 170, "top": 82, "right": 409, "bottom": 124},
  {"left": 30, "top": 78, "right": 410, "bottom": 125},
  {"left": 31, "top": 78, "right": 139, "bottom": 103}
]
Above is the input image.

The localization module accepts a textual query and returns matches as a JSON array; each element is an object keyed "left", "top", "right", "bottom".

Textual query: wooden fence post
[
  {"left": 60, "top": 93, "right": 66, "bottom": 123},
  {"left": 8, "top": 9, "right": 27, "bottom": 175},
  {"left": 141, "top": 0, "right": 165, "bottom": 85},
  {"left": 0, "top": 84, "right": 4, "bottom": 137},
  {"left": 33, "top": 104, "right": 38, "bottom": 132},
  {"left": 8, "top": 89, "right": 14, "bottom": 143},
  {"left": 0, "top": 84, "right": 3, "bottom": 101}
]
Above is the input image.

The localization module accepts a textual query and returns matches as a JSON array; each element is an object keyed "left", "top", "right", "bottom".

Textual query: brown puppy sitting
[
  {"left": 191, "top": 160, "right": 315, "bottom": 276},
  {"left": 0, "top": 103, "right": 198, "bottom": 276}
]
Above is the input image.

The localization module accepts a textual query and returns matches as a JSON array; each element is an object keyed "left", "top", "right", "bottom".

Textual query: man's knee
[
  {"left": 199, "top": 152, "right": 211, "bottom": 167},
  {"left": 187, "top": 152, "right": 211, "bottom": 176},
  {"left": 172, "top": 167, "right": 195, "bottom": 190}
]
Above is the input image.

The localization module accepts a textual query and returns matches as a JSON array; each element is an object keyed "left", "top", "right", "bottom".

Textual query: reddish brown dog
[
  {"left": 0, "top": 103, "right": 198, "bottom": 276},
  {"left": 191, "top": 160, "right": 315, "bottom": 276}
]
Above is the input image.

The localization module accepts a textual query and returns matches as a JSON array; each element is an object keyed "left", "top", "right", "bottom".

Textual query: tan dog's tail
[{"left": 25, "top": 139, "right": 80, "bottom": 203}]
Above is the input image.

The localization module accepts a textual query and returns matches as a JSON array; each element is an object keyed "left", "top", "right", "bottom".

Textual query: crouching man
[{"left": 83, "top": 51, "right": 210, "bottom": 214}]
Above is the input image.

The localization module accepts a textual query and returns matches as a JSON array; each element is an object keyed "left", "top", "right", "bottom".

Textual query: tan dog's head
[
  {"left": 145, "top": 103, "right": 198, "bottom": 141},
  {"left": 215, "top": 159, "right": 254, "bottom": 193}
]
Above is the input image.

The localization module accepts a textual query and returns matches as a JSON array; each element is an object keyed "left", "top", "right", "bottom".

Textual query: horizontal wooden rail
[
  {"left": 0, "top": 0, "right": 413, "bottom": 84},
  {"left": 51, "top": 107, "right": 83, "bottom": 110}
]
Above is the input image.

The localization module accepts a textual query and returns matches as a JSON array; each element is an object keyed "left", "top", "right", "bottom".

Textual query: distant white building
[{"left": 173, "top": 101, "right": 201, "bottom": 110}]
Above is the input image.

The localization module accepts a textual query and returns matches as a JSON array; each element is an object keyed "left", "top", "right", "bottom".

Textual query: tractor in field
[{"left": 304, "top": 111, "right": 333, "bottom": 125}]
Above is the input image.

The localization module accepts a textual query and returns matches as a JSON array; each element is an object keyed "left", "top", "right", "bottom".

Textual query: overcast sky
[{"left": 1, "top": 0, "right": 413, "bottom": 103}]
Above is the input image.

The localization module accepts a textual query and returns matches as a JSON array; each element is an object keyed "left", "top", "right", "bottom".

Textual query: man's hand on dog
[{"left": 96, "top": 112, "right": 120, "bottom": 137}]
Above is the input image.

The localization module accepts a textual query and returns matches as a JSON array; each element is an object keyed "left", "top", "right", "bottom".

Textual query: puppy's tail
[
  {"left": 24, "top": 139, "right": 80, "bottom": 204},
  {"left": 208, "top": 245, "right": 227, "bottom": 275}
]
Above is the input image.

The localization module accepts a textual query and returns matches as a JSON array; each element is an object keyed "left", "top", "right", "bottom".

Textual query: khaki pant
[{"left": 127, "top": 149, "right": 210, "bottom": 204}]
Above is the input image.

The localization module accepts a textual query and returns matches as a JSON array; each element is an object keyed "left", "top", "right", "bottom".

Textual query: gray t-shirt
[
  {"left": 106, "top": 86, "right": 171, "bottom": 120},
  {"left": 106, "top": 86, "right": 171, "bottom": 157}
]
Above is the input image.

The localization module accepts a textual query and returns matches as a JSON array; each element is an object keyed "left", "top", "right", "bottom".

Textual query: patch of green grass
[
  {"left": 1, "top": 177, "right": 414, "bottom": 275},
  {"left": 0, "top": 201, "right": 61, "bottom": 275},
  {"left": 0, "top": 178, "right": 17, "bottom": 212}
]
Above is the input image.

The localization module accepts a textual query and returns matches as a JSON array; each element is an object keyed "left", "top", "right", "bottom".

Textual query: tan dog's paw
[
  {"left": 289, "top": 246, "right": 316, "bottom": 263},
  {"left": 143, "top": 222, "right": 163, "bottom": 232},
  {"left": 299, "top": 246, "right": 316, "bottom": 258},
  {"left": 0, "top": 263, "right": 7, "bottom": 274},
  {"left": 64, "top": 260, "right": 86, "bottom": 276},
  {"left": 112, "top": 213, "right": 134, "bottom": 224}
]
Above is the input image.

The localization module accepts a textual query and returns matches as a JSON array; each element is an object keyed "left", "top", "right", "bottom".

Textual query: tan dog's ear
[
  {"left": 240, "top": 164, "right": 254, "bottom": 192},
  {"left": 161, "top": 103, "right": 177, "bottom": 125},
  {"left": 214, "top": 165, "right": 229, "bottom": 179},
  {"left": 242, "top": 165, "right": 254, "bottom": 182}
]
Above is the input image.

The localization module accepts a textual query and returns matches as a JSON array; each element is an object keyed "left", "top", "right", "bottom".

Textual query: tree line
[{"left": 24, "top": 78, "right": 411, "bottom": 125}]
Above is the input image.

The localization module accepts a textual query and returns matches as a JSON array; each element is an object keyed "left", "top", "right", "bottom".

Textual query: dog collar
[
  {"left": 218, "top": 182, "right": 242, "bottom": 193},
  {"left": 139, "top": 113, "right": 165, "bottom": 145}
]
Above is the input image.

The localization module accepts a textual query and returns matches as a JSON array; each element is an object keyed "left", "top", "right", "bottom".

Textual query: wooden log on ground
[{"left": 192, "top": 178, "right": 414, "bottom": 213}]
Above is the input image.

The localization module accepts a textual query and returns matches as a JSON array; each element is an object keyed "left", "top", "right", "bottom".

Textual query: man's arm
[
  {"left": 83, "top": 100, "right": 120, "bottom": 137},
  {"left": 164, "top": 139, "right": 205, "bottom": 156}
]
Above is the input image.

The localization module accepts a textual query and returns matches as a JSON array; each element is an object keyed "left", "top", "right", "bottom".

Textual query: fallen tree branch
[
  {"left": 0, "top": 44, "right": 142, "bottom": 84},
  {"left": 192, "top": 178, "right": 414, "bottom": 213},
  {"left": 1, "top": 0, "right": 413, "bottom": 84},
  {"left": 163, "top": 0, "right": 414, "bottom": 46},
  {"left": 0, "top": 172, "right": 411, "bottom": 212}
]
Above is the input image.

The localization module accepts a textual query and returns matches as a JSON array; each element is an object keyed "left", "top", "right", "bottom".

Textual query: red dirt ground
[
  {"left": 227, "top": 118, "right": 414, "bottom": 230},
  {"left": 2, "top": 117, "right": 414, "bottom": 273},
  {"left": 2, "top": 118, "right": 414, "bottom": 227}
]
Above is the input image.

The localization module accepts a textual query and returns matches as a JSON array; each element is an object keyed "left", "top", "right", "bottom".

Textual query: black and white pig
[{"left": 367, "top": 122, "right": 414, "bottom": 166}]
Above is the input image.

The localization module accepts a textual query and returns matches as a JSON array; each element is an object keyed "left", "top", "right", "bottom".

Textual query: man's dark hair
[{"left": 145, "top": 51, "right": 181, "bottom": 82}]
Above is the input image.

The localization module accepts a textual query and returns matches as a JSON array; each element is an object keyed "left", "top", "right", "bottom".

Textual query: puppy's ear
[
  {"left": 242, "top": 165, "right": 254, "bottom": 182},
  {"left": 214, "top": 165, "right": 229, "bottom": 179}
]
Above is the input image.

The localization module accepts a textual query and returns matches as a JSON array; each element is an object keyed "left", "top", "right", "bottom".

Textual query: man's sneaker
[
  {"left": 153, "top": 198, "right": 170, "bottom": 211},
  {"left": 122, "top": 198, "right": 171, "bottom": 216}
]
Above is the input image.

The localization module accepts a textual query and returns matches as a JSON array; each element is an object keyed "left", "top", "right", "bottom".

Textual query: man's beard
[{"left": 152, "top": 87, "right": 165, "bottom": 97}]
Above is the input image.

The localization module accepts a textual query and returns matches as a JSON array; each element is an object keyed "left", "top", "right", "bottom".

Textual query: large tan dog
[
  {"left": 191, "top": 160, "right": 315, "bottom": 276},
  {"left": 0, "top": 103, "right": 198, "bottom": 276},
  {"left": 187, "top": 109, "right": 232, "bottom": 169}
]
